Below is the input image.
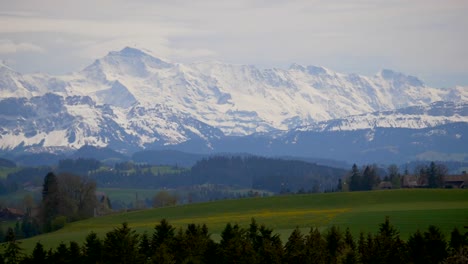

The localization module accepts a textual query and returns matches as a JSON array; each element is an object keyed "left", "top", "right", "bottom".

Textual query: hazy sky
[{"left": 0, "top": 0, "right": 467, "bottom": 87}]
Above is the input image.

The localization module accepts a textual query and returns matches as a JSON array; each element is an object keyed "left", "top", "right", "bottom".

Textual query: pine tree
[
  {"left": 449, "top": 227, "right": 466, "bottom": 251},
  {"left": 428, "top": 162, "right": 438, "bottom": 188},
  {"left": 424, "top": 225, "right": 448, "bottom": 263},
  {"left": 3, "top": 228, "right": 22, "bottom": 264},
  {"left": 40, "top": 172, "right": 60, "bottom": 232},
  {"left": 51, "top": 242, "right": 69, "bottom": 263},
  {"left": 373, "top": 217, "right": 406, "bottom": 263},
  {"left": 152, "top": 219, "right": 175, "bottom": 249},
  {"left": 349, "top": 164, "right": 361, "bottom": 191},
  {"left": 31, "top": 242, "right": 47, "bottom": 264},
  {"left": 358, "top": 233, "right": 376, "bottom": 263},
  {"left": 219, "top": 223, "right": 256, "bottom": 264},
  {"left": 256, "top": 224, "right": 283, "bottom": 264},
  {"left": 408, "top": 230, "right": 426, "bottom": 264},
  {"left": 388, "top": 164, "right": 401, "bottom": 188},
  {"left": 102, "top": 223, "right": 140, "bottom": 264},
  {"left": 325, "top": 226, "right": 344, "bottom": 264},
  {"left": 139, "top": 232, "right": 151, "bottom": 261},
  {"left": 362, "top": 165, "right": 379, "bottom": 191},
  {"left": 83, "top": 232, "right": 102, "bottom": 263},
  {"left": 284, "top": 227, "right": 306, "bottom": 263},
  {"left": 305, "top": 227, "right": 326, "bottom": 264},
  {"left": 68, "top": 241, "right": 82, "bottom": 264}
]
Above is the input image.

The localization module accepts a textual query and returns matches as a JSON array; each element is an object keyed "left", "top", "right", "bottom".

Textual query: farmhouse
[
  {"left": 444, "top": 175, "right": 468, "bottom": 188},
  {"left": 378, "top": 181, "right": 393, "bottom": 189},
  {"left": 0, "top": 207, "right": 24, "bottom": 220},
  {"left": 401, "top": 175, "right": 428, "bottom": 188}
]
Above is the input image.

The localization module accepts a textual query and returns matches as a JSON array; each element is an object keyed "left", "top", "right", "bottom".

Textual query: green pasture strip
[
  {"left": 0, "top": 189, "right": 40, "bottom": 205},
  {"left": 331, "top": 208, "right": 468, "bottom": 240},
  {"left": 16, "top": 189, "right": 468, "bottom": 253},
  {"left": 149, "top": 166, "right": 187, "bottom": 175},
  {"left": 98, "top": 188, "right": 159, "bottom": 202},
  {"left": 0, "top": 167, "right": 19, "bottom": 179}
]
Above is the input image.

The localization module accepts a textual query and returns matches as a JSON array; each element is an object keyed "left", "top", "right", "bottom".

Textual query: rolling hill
[{"left": 17, "top": 189, "right": 468, "bottom": 252}]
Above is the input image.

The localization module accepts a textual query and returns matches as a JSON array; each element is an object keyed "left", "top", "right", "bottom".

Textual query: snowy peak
[
  {"left": 114, "top": 46, "right": 149, "bottom": 57},
  {"left": 1, "top": 47, "right": 467, "bottom": 152},
  {"left": 81, "top": 47, "right": 172, "bottom": 80},
  {"left": 306, "top": 65, "right": 329, "bottom": 75},
  {"left": 288, "top": 63, "right": 330, "bottom": 76},
  {"left": 378, "top": 69, "right": 424, "bottom": 87},
  {"left": 95, "top": 80, "right": 136, "bottom": 108},
  {"left": 107, "top": 46, "right": 172, "bottom": 68},
  {"left": 0, "top": 63, "right": 35, "bottom": 98},
  {"left": 0, "top": 60, "right": 14, "bottom": 71},
  {"left": 302, "top": 101, "right": 468, "bottom": 132}
]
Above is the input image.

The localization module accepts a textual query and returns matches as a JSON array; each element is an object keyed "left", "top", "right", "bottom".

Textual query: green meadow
[
  {"left": 98, "top": 188, "right": 159, "bottom": 203},
  {"left": 18, "top": 189, "right": 468, "bottom": 252}
]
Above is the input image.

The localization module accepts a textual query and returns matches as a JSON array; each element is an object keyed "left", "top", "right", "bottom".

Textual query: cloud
[
  {"left": 0, "top": 39, "right": 44, "bottom": 54},
  {"left": 0, "top": 0, "right": 467, "bottom": 86}
]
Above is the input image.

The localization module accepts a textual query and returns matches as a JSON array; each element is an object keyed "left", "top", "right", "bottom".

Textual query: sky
[{"left": 0, "top": 0, "right": 467, "bottom": 88}]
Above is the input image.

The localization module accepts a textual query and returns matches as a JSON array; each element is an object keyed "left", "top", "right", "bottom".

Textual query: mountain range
[{"left": 0, "top": 47, "right": 467, "bottom": 163}]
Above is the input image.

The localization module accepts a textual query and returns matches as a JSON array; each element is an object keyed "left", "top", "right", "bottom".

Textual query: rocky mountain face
[{"left": 0, "top": 47, "right": 466, "bottom": 162}]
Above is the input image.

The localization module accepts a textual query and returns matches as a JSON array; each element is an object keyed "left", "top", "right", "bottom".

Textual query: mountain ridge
[{"left": 0, "top": 47, "right": 467, "bottom": 159}]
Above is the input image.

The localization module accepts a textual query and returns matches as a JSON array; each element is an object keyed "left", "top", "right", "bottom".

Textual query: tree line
[
  {"left": 0, "top": 172, "right": 98, "bottom": 241},
  {"left": 40, "top": 172, "right": 97, "bottom": 233},
  {"left": 1, "top": 218, "right": 467, "bottom": 264},
  {"left": 5, "top": 156, "right": 345, "bottom": 192},
  {"left": 342, "top": 161, "right": 449, "bottom": 191}
]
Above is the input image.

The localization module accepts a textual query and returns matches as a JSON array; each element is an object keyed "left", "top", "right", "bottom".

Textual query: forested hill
[
  {"left": 63, "top": 156, "right": 346, "bottom": 192},
  {"left": 189, "top": 156, "right": 345, "bottom": 192}
]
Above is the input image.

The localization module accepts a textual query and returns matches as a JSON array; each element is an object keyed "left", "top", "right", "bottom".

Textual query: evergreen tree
[
  {"left": 424, "top": 225, "right": 448, "bottom": 263},
  {"left": 173, "top": 223, "right": 213, "bottom": 264},
  {"left": 68, "top": 241, "right": 82, "bottom": 264},
  {"left": 31, "top": 242, "right": 47, "bottom": 264},
  {"left": 151, "top": 219, "right": 175, "bottom": 251},
  {"left": 284, "top": 227, "right": 306, "bottom": 263},
  {"left": 358, "top": 232, "right": 375, "bottom": 264},
  {"left": 83, "top": 232, "right": 102, "bottom": 263},
  {"left": 102, "top": 223, "right": 140, "bottom": 264},
  {"left": 305, "top": 227, "right": 326, "bottom": 264},
  {"left": 342, "top": 228, "right": 358, "bottom": 264},
  {"left": 408, "top": 230, "right": 426, "bottom": 264},
  {"left": 50, "top": 242, "right": 69, "bottom": 264},
  {"left": 372, "top": 217, "right": 406, "bottom": 263},
  {"left": 256, "top": 224, "right": 283, "bottom": 264},
  {"left": 348, "top": 164, "right": 361, "bottom": 191},
  {"left": 337, "top": 178, "right": 343, "bottom": 191},
  {"left": 20, "top": 215, "right": 40, "bottom": 238},
  {"left": 138, "top": 232, "right": 151, "bottom": 261},
  {"left": 40, "top": 172, "right": 60, "bottom": 232},
  {"left": 344, "top": 228, "right": 355, "bottom": 251},
  {"left": 3, "top": 228, "right": 22, "bottom": 264},
  {"left": 362, "top": 165, "right": 379, "bottom": 191},
  {"left": 428, "top": 162, "right": 438, "bottom": 188},
  {"left": 219, "top": 223, "right": 256, "bottom": 264},
  {"left": 325, "top": 225, "right": 344, "bottom": 264},
  {"left": 449, "top": 227, "right": 466, "bottom": 251},
  {"left": 151, "top": 243, "right": 175, "bottom": 264},
  {"left": 388, "top": 164, "right": 401, "bottom": 188}
]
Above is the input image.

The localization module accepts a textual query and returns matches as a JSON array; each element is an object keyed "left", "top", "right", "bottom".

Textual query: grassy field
[
  {"left": 0, "top": 167, "right": 19, "bottom": 179},
  {"left": 98, "top": 188, "right": 159, "bottom": 203},
  {"left": 17, "top": 189, "right": 468, "bottom": 252}
]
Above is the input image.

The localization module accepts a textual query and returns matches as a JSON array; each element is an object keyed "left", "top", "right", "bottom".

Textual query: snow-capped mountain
[
  {"left": 0, "top": 47, "right": 467, "bottom": 153},
  {"left": 299, "top": 101, "right": 468, "bottom": 132},
  {"left": 0, "top": 93, "right": 223, "bottom": 151}
]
